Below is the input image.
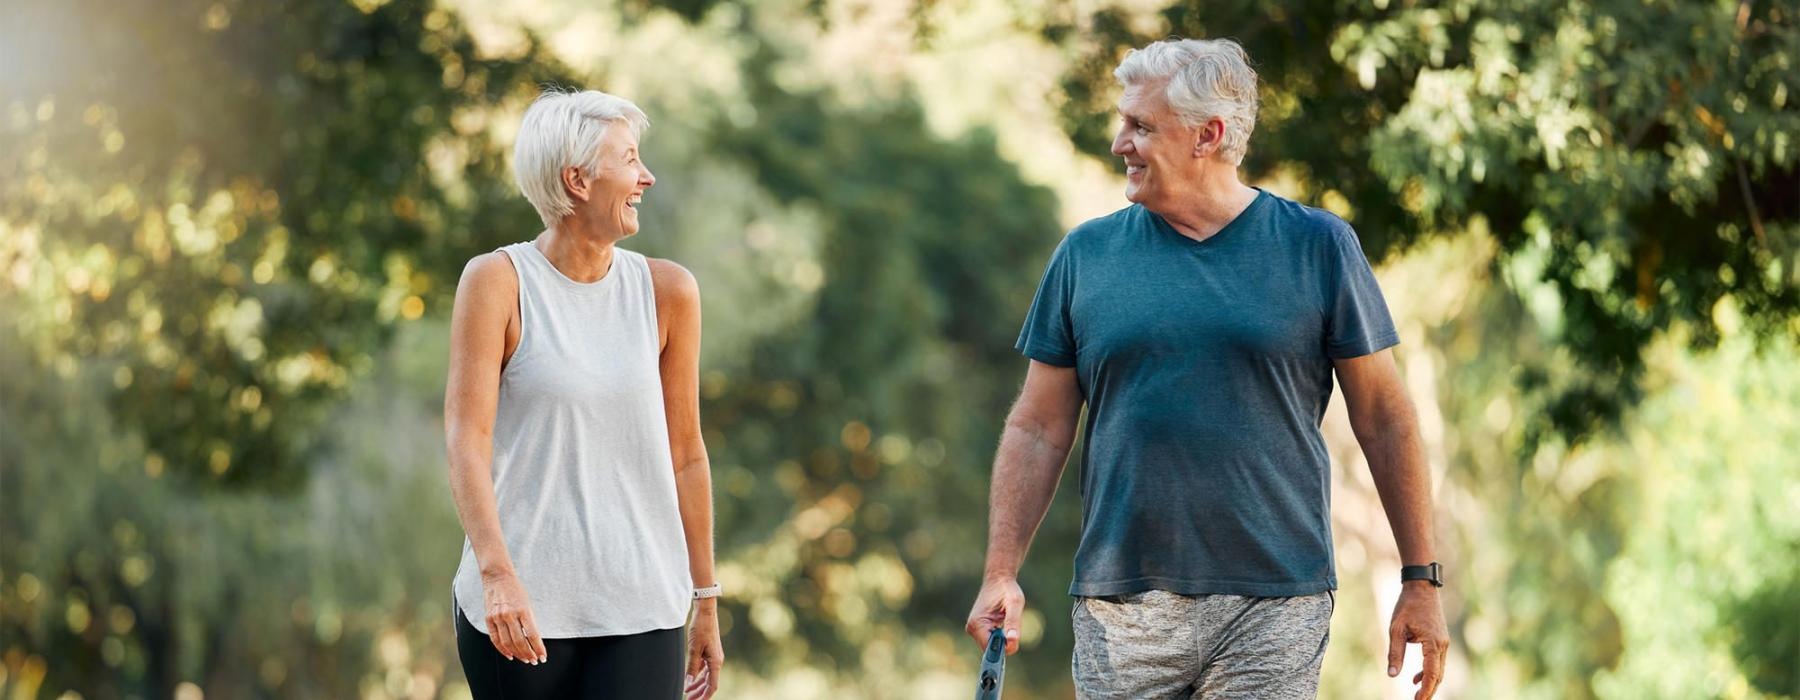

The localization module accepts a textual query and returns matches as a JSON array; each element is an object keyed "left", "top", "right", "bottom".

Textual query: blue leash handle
[{"left": 975, "top": 627, "right": 1006, "bottom": 700}]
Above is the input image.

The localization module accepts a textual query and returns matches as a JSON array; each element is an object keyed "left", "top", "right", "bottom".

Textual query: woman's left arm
[{"left": 650, "top": 258, "right": 722, "bottom": 700}]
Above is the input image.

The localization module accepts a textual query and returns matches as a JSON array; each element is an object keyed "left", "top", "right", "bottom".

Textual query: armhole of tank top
[
  {"left": 495, "top": 247, "right": 530, "bottom": 372},
  {"left": 635, "top": 251, "right": 668, "bottom": 359}
]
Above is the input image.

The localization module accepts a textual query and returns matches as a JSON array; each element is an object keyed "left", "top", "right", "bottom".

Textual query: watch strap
[
  {"left": 1400, "top": 562, "right": 1444, "bottom": 587},
  {"left": 693, "top": 583, "right": 723, "bottom": 600}
]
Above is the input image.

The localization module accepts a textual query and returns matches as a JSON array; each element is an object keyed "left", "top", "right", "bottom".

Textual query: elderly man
[{"left": 964, "top": 38, "right": 1449, "bottom": 699}]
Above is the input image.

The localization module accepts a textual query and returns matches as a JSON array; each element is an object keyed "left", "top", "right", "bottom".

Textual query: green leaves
[
  {"left": 0, "top": 0, "right": 566, "bottom": 488},
  {"left": 1051, "top": 0, "right": 1800, "bottom": 442}
]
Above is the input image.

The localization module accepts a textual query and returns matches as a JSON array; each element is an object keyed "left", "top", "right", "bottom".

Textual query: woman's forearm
[
  {"left": 672, "top": 457, "right": 716, "bottom": 588},
  {"left": 447, "top": 431, "right": 516, "bottom": 578}
]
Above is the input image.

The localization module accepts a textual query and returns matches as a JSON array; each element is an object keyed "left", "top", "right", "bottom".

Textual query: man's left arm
[{"left": 1334, "top": 349, "right": 1449, "bottom": 700}]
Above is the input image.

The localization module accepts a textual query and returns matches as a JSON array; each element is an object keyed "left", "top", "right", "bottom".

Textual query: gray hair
[
  {"left": 512, "top": 88, "right": 650, "bottom": 225},
  {"left": 1114, "top": 38, "right": 1259, "bottom": 166}
]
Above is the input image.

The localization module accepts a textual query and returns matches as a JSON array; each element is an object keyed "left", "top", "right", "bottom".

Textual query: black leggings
[{"left": 455, "top": 604, "right": 685, "bottom": 699}]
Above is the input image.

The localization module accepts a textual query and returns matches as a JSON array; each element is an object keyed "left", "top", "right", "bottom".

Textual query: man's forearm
[
  {"left": 983, "top": 419, "right": 1073, "bottom": 580},
  {"left": 1359, "top": 405, "right": 1437, "bottom": 565}
]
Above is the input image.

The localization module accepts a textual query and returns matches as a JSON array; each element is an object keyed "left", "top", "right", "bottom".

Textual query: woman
[{"left": 444, "top": 88, "right": 723, "bottom": 699}]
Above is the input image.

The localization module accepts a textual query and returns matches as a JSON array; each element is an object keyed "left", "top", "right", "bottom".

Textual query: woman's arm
[
  {"left": 444, "top": 252, "right": 545, "bottom": 665},
  {"left": 649, "top": 258, "right": 722, "bottom": 699}
]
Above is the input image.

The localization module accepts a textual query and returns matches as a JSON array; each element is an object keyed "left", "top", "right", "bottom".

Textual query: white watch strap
[{"left": 693, "top": 583, "right": 722, "bottom": 600}]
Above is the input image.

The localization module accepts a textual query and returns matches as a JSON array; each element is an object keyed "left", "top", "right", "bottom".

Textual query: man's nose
[{"left": 1110, "top": 128, "right": 1131, "bottom": 157}]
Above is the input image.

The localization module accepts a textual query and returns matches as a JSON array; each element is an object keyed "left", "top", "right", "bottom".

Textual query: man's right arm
[{"left": 964, "top": 360, "right": 1084, "bottom": 654}]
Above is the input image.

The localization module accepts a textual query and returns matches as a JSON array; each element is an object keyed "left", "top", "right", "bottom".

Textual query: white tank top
[{"left": 452, "top": 241, "right": 691, "bottom": 638}]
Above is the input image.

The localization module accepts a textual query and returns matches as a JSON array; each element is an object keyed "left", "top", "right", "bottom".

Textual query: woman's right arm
[{"left": 445, "top": 252, "right": 546, "bottom": 665}]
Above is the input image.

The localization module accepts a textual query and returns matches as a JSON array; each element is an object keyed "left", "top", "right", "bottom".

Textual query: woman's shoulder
[
  {"left": 459, "top": 249, "right": 521, "bottom": 292},
  {"left": 644, "top": 256, "right": 699, "bottom": 303}
]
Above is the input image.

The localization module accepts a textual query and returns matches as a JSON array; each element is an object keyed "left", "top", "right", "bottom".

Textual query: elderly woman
[{"left": 445, "top": 88, "right": 723, "bottom": 699}]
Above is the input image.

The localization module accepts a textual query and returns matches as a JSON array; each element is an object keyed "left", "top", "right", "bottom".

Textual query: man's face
[
  {"left": 582, "top": 123, "right": 656, "bottom": 236},
  {"left": 1110, "top": 81, "right": 1200, "bottom": 210}
]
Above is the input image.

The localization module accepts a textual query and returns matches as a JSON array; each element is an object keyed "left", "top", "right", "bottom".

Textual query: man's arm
[
  {"left": 964, "top": 360, "right": 1084, "bottom": 655},
  {"left": 1334, "top": 348, "right": 1449, "bottom": 700}
]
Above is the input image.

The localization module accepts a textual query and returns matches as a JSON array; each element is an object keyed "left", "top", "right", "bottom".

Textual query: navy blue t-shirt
[{"left": 1017, "top": 189, "right": 1399, "bottom": 598}]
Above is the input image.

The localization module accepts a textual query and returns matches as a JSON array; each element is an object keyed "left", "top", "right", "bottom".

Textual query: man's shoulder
[
  {"left": 1062, "top": 205, "right": 1143, "bottom": 248},
  {"left": 1263, "top": 191, "right": 1354, "bottom": 239}
]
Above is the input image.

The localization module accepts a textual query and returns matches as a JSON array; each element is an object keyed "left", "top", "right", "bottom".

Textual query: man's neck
[{"left": 1153, "top": 171, "right": 1260, "bottom": 243}]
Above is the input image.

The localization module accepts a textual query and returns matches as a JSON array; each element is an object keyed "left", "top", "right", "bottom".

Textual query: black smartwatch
[{"left": 1401, "top": 562, "right": 1444, "bottom": 587}]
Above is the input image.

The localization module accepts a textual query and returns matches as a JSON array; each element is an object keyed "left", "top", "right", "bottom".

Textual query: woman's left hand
[{"left": 685, "top": 602, "right": 724, "bottom": 700}]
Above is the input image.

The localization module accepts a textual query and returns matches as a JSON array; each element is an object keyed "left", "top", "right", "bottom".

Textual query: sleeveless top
[{"left": 451, "top": 241, "right": 691, "bottom": 638}]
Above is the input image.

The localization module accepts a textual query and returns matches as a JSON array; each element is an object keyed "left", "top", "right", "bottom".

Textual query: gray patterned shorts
[{"left": 1072, "top": 589, "right": 1334, "bottom": 699}]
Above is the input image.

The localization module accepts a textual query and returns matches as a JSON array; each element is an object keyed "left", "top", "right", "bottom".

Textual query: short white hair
[
  {"left": 512, "top": 88, "right": 650, "bottom": 225},
  {"left": 1114, "top": 38, "right": 1259, "bottom": 166}
]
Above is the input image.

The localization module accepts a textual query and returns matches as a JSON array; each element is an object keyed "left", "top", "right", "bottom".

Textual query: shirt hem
[
  {"left": 1328, "top": 332, "right": 1401, "bottom": 360},
  {"left": 1070, "top": 576, "right": 1337, "bottom": 599},
  {"left": 1016, "top": 343, "right": 1076, "bottom": 367},
  {"left": 453, "top": 585, "right": 689, "bottom": 640}
]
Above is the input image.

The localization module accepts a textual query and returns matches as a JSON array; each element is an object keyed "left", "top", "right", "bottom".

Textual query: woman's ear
[{"left": 562, "top": 165, "right": 590, "bottom": 204}]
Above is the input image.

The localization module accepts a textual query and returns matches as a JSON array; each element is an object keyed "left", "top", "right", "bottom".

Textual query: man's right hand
[
  {"left": 964, "top": 576, "right": 1026, "bottom": 655},
  {"left": 482, "top": 569, "right": 548, "bottom": 665}
]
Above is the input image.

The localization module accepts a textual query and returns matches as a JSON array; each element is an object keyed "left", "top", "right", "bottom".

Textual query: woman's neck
[{"left": 536, "top": 222, "right": 618, "bottom": 283}]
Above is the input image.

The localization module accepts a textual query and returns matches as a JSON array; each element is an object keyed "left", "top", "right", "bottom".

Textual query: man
[{"left": 964, "top": 38, "right": 1450, "bottom": 699}]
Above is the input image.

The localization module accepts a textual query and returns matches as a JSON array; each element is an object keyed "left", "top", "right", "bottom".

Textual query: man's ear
[
  {"left": 562, "top": 165, "right": 590, "bottom": 204},
  {"left": 1192, "top": 119, "right": 1224, "bottom": 159}
]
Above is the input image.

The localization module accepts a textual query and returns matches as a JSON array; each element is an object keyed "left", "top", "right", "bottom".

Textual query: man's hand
[
  {"left": 964, "top": 576, "right": 1026, "bottom": 655},
  {"left": 1386, "top": 582, "right": 1449, "bottom": 699}
]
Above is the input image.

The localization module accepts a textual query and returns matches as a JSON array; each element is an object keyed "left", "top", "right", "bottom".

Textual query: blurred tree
[
  {"left": 649, "top": 37, "right": 1079, "bottom": 689},
  {"left": 1047, "top": 0, "right": 1800, "bottom": 444},
  {"left": 0, "top": 0, "right": 568, "bottom": 490}
]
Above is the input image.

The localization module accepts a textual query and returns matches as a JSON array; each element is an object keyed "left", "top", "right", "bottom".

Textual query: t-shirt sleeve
[
  {"left": 1325, "top": 224, "right": 1400, "bottom": 359},
  {"left": 1015, "top": 237, "right": 1078, "bottom": 367}
]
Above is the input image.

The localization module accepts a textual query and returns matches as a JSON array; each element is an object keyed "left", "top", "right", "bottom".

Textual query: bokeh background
[{"left": 2, "top": 0, "right": 1797, "bottom": 697}]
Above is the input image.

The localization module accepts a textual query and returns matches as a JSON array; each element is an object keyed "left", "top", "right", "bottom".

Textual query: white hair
[
  {"left": 512, "top": 88, "right": 650, "bottom": 225},
  {"left": 1114, "top": 38, "right": 1259, "bottom": 166}
]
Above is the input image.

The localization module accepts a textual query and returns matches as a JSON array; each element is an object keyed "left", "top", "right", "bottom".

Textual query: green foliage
[
  {"left": 1049, "top": 0, "right": 1800, "bottom": 443},
  {"left": 0, "top": 0, "right": 567, "bottom": 490},
  {"left": 0, "top": 318, "right": 465, "bottom": 697},
  {"left": 1728, "top": 562, "right": 1800, "bottom": 697},
  {"left": 4, "top": 0, "right": 1798, "bottom": 698},
  {"left": 638, "top": 36, "right": 1076, "bottom": 687}
]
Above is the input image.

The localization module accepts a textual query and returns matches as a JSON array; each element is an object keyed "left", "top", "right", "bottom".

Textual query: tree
[
  {"left": 0, "top": 0, "right": 568, "bottom": 490},
  {"left": 1046, "top": 0, "right": 1799, "bottom": 443}
]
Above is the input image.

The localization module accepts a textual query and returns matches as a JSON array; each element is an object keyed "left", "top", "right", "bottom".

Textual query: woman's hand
[
  {"left": 482, "top": 569, "right": 547, "bottom": 665},
  {"left": 684, "top": 601, "right": 724, "bottom": 700}
]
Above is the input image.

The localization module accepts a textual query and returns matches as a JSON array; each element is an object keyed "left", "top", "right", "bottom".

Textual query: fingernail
[{"left": 1388, "top": 666, "right": 1398, "bottom": 676}]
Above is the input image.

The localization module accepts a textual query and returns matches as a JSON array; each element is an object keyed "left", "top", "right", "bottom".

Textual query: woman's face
[{"left": 581, "top": 123, "right": 656, "bottom": 237}]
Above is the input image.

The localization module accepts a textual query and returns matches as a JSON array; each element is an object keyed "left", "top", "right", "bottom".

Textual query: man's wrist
[{"left": 1400, "top": 561, "right": 1445, "bottom": 587}]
